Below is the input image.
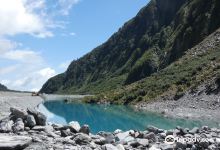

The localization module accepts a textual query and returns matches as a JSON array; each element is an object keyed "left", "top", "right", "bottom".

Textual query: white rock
[{"left": 69, "top": 121, "right": 81, "bottom": 132}]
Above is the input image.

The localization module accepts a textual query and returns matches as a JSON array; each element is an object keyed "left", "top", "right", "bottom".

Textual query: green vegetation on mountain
[
  {"left": 41, "top": 0, "right": 220, "bottom": 104},
  {"left": 0, "top": 83, "right": 8, "bottom": 91}
]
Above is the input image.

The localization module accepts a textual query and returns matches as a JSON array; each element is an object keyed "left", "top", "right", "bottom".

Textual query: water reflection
[{"left": 39, "top": 100, "right": 219, "bottom": 133}]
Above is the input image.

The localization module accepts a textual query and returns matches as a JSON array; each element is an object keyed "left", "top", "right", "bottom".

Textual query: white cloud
[
  {"left": 0, "top": 65, "right": 19, "bottom": 75},
  {"left": 0, "top": 0, "right": 52, "bottom": 38},
  {"left": 0, "top": 0, "right": 80, "bottom": 91},
  {"left": 58, "top": 0, "right": 80, "bottom": 15}
]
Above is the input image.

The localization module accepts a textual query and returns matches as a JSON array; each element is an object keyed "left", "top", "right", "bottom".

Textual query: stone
[
  {"left": 0, "top": 120, "right": 13, "bottom": 133},
  {"left": 79, "top": 124, "right": 90, "bottom": 135},
  {"left": 159, "top": 132, "right": 167, "bottom": 139},
  {"left": 115, "top": 131, "right": 130, "bottom": 142},
  {"left": 27, "top": 108, "right": 46, "bottom": 126},
  {"left": 69, "top": 121, "right": 81, "bottom": 133},
  {"left": 74, "top": 133, "right": 92, "bottom": 144},
  {"left": 137, "top": 138, "right": 149, "bottom": 147},
  {"left": 149, "top": 145, "right": 160, "bottom": 150},
  {"left": 166, "top": 130, "right": 174, "bottom": 136},
  {"left": 189, "top": 127, "right": 199, "bottom": 134},
  {"left": 176, "top": 141, "right": 187, "bottom": 149},
  {"left": 129, "top": 140, "right": 140, "bottom": 148},
  {"left": 32, "top": 126, "right": 46, "bottom": 131},
  {"left": 98, "top": 132, "right": 115, "bottom": 144},
  {"left": 147, "top": 125, "right": 159, "bottom": 134},
  {"left": 143, "top": 132, "right": 157, "bottom": 142},
  {"left": 61, "top": 129, "right": 72, "bottom": 137},
  {"left": 102, "top": 144, "right": 118, "bottom": 150},
  {"left": 26, "top": 115, "right": 36, "bottom": 128},
  {"left": 10, "top": 107, "right": 27, "bottom": 120},
  {"left": 202, "top": 126, "right": 210, "bottom": 131},
  {"left": 116, "top": 144, "right": 125, "bottom": 150},
  {"left": 199, "top": 140, "right": 209, "bottom": 148},
  {"left": 12, "top": 118, "right": 24, "bottom": 132},
  {"left": 114, "top": 129, "right": 122, "bottom": 134},
  {"left": 0, "top": 135, "right": 32, "bottom": 150},
  {"left": 94, "top": 137, "right": 106, "bottom": 145}
]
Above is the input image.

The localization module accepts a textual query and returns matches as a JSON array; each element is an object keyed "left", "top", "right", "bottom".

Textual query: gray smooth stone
[{"left": 0, "top": 135, "right": 32, "bottom": 150}]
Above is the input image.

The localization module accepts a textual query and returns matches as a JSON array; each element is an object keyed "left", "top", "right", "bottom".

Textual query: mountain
[
  {"left": 0, "top": 83, "right": 8, "bottom": 91},
  {"left": 41, "top": 0, "right": 220, "bottom": 102}
]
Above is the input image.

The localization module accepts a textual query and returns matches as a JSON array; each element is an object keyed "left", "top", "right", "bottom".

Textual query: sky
[{"left": 0, "top": 0, "right": 149, "bottom": 91}]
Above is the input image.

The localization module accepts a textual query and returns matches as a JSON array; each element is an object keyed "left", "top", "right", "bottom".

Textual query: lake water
[{"left": 38, "top": 100, "right": 219, "bottom": 133}]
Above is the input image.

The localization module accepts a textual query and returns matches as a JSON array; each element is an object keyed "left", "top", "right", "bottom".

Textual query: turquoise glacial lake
[{"left": 39, "top": 100, "right": 219, "bottom": 133}]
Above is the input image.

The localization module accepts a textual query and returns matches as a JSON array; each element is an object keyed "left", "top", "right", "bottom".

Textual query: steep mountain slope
[
  {"left": 41, "top": 0, "right": 220, "bottom": 95},
  {"left": 95, "top": 28, "right": 220, "bottom": 104},
  {"left": 0, "top": 83, "right": 8, "bottom": 91}
]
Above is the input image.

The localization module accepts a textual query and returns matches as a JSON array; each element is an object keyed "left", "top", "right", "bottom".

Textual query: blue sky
[{"left": 0, "top": 0, "right": 149, "bottom": 91}]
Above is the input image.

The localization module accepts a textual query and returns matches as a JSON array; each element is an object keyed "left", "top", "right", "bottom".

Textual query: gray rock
[
  {"left": 98, "top": 132, "right": 115, "bottom": 144},
  {"left": 189, "top": 127, "right": 199, "bottom": 134},
  {"left": 0, "top": 135, "right": 32, "bottom": 150},
  {"left": 115, "top": 131, "right": 130, "bottom": 142},
  {"left": 27, "top": 108, "right": 46, "bottom": 126},
  {"left": 94, "top": 137, "right": 106, "bottom": 145},
  {"left": 159, "top": 143, "right": 174, "bottom": 150},
  {"left": 74, "top": 133, "right": 92, "bottom": 144},
  {"left": 79, "top": 124, "right": 90, "bottom": 135},
  {"left": 10, "top": 107, "right": 27, "bottom": 120},
  {"left": 12, "top": 118, "right": 24, "bottom": 132},
  {"left": 199, "top": 140, "right": 209, "bottom": 148},
  {"left": 69, "top": 121, "right": 81, "bottom": 133},
  {"left": 32, "top": 126, "right": 46, "bottom": 131},
  {"left": 114, "top": 129, "right": 122, "bottom": 134},
  {"left": 26, "top": 115, "right": 36, "bottom": 128},
  {"left": 0, "top": 120, "right": 13, "bottom": 133},
  {"left": 102, "top": 144, "right": 118, "bottom": 150},
  {"left": 143, "top": 132, "right": 157, "bottom": 142},
  {"left": 61, "top": 129, "right": 72, "bottom": 137},
  {"left": 147, "top": 125, "right": 159, "bottom": 134},
  {"left": 176, "top": 141, "right": 187, "bottom": 149},
  {"left": 129, "top": 140, "right": 140, "bottom": 148},
  {"left": 202, "top": 126, "right": 210, "bottom": 131},
  {"left": 166, "top": 130, "right": 174, "bottom": 136},
  {"left": 116, "top": 144, "right": 125, "bottom": 150},
  {"left": 137, "top": 138, "right": 149, "bottom": 147}
]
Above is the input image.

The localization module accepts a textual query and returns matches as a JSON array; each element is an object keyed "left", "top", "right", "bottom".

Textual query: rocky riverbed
[{"left": 1, "top": 107, "right": 220, "bottom": 150}]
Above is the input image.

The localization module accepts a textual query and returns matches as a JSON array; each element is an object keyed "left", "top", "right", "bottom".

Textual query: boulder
[
  {"left": 147, "top": 125, "right": 159, "bottom": 134},
  {"left": 102, "top": 144, "right": 118, "bottom": 150},
  {"left": 114, "top": 129, "right": 122, "bottom": 134},
  {"left": 61, "top": 129, "right": 73, "bottom": 137},
  {"left": 32, "top": 126, "right": 46, "bottom": 131},
  {"left": 10, "top": 107, "right": 27, "bottom": 120},
  {"left": 27, "top": 108, "right": 46, "bottom": 126},
  {"left": 74, "top": 133, "right": 92, "bottom": 145},
  {"left": 26, "top": 115, "right": 36, "bottom": 128},
  {"left": 137, "top": 138, "right": 149, "bottom": 147},
  {"left": 143, "top": 132, "right": 157, "bottom": 142},
  {"left": 189, "top": 127, "right": 199, "bottom": 134},
  {"left": 116, "top": 144, "right": 125, "bottom": 150},
  {"left": 0, "top": 135, "right": 32, "bottom": 150},
  {"left": 0, "top": 120, "right": 13, "bottom": 133},
  {"left": 94, "top": 137, "right": 106, "bottom": 145},
  {"left": 79, "top": 124, "right": 90, "bottom": 135},
  {"left": 98, "top": 132, "right": 115, "bottom": 144},
  {"left": 12, "top": 118, "right": 24, "bottom": 132},
  {"left": 115, "top": 131, "right": 130, "bottom": 142},
  {"left": 69, "top": 121, "right": 81, "bottom": 133}
]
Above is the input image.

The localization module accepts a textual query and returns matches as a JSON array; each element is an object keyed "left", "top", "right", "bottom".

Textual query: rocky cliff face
[{"left": 41, "top": 0, "right": 220, "bottom": 99}]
